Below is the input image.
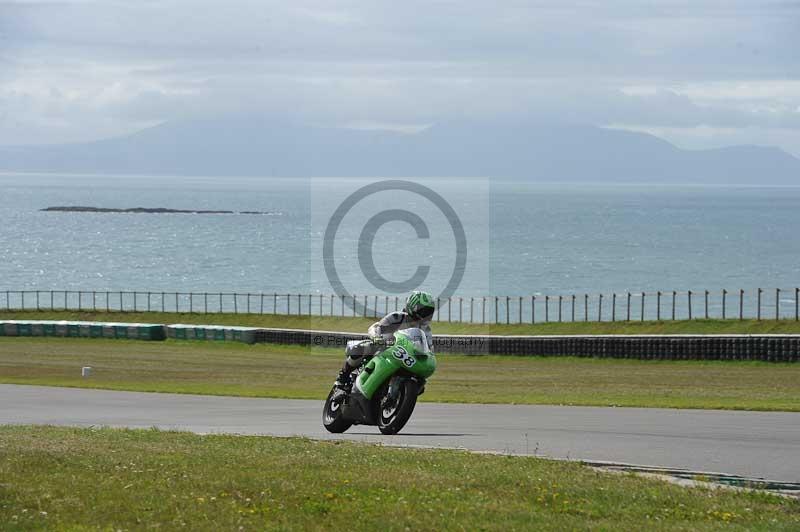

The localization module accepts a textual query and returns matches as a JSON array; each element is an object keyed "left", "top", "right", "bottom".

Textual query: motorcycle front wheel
[
  {"left": 323, "top": 386, "right": 353, "bottom": 433},
  {"left": 378, "top": 379, "right": 419, "bottom": 435}
]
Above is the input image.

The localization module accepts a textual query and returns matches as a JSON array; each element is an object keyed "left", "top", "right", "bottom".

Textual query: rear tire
[
  {"left": 323, "top": 386, "right": 353, "bottom": 433},
  {"left": 378, "top": 379, "right": 419, "bottom": 435}
]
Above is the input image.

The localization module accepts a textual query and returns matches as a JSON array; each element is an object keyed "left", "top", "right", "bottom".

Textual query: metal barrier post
[
  {"left": 688, "top": 290, "right": 692, "bottom": 320},
  {"left": 532, "top": 295, "right": 536, "bottom": 324},
  {"left": 657, "top": 291, "right": 661, "bottom": 321},
  {"left": 558, "top": 295, "right": 562, "bottom": 322},
  {"left": 672, "top": 291, "right": 676, "bottom": 320},
  {"left": 571, "top": 294, "right": 575, "bottom": 322},
  {"left": 704, "top": 290, "right": 709, "bottom": 319},
  {"left": 739, "top": 289, "right": 744, "bottom": 320},
  {"left": 545, "top": 295, "right": 549, "bottom": 323},
  {"left": 598, "top": 294, "right": 603, "bottom": 321},
  {"left": 776, "top": 288, "right": 780, "bottom": 320},
  {"left": 757, "top": 288, "right": 762, "bottom": 321},
  {"left": 626, "top": 292, "right": 631, "bottom": 321},
  {"left": 584, "top": 294, "right": 588, "bottom": 322},
  {"left": 612, "top": 293, "right": 616, "bottom": 322},
  {"left": 640, "top": 292, "right": 645, "bottom": 321},
  {"left": 722, "top": 289, "right": 726, "bottom": 319}
]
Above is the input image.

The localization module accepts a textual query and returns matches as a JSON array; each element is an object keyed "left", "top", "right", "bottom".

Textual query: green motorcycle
[{"left": 323, "top": 328, "right": 436, "bottom": 435}]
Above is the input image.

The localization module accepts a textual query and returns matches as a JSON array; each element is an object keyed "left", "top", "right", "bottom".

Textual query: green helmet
[{"left": 405, "top": 290, "right": 435, "bottom": 320}]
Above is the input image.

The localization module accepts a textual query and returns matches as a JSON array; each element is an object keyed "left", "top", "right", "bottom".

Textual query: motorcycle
[{"left": 322, "top": 327, "right": 436, "bottom": 435}]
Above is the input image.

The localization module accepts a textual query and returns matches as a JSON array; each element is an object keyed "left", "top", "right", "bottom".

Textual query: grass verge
[
  {"left": 2, "top": 337, "right": 799, "bottom": 411},
  {"left": 1, "top": 425, "right": 798, "bottom": 531},
  {"left": 3, "top": 310, "right": 800, "bottom": 335}
]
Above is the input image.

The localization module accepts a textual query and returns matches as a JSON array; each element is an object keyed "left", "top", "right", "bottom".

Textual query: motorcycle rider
[{"left": 335, "top": 290, "right": 436, "bottom": 389}]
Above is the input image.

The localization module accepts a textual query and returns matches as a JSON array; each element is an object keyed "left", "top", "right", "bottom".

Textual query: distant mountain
[{"left": 1, "top": 116, "right": 798, "bottom": 183}]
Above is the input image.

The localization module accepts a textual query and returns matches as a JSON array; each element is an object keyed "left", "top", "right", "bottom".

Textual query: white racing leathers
[{"left": 344, "top": 311, "right": 433, "bottom": 369}]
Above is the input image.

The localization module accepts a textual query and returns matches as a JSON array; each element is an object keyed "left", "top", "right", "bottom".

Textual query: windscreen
[{"left": 398, "top": 327, "right": 431, "bottom": 354}]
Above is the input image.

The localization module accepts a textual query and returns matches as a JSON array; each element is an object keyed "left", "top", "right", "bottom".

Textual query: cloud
[{"left": 0, "top": 1, "right": 799, "bottom": 154}]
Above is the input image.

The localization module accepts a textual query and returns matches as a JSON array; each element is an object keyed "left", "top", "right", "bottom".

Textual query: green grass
[
  {"left": 2, "top": 337, "right": 800, "bottom": 411},
  {"left": 1, "top": 426, "right": 798, "bottom": 531},
  {"left": 3, "top": 309, "right": 800, "bottom": 335}
]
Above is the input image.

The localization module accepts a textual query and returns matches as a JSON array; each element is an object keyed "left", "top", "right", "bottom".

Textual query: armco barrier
[
  {"left": 251, "top": 329, "right": 799, "bottom": 362},
  {"left": 0, "top": 320, "right": 271, "bottom": 345},
  {"left": 430, "top": 333, "right": 799, "bottom": 362},
  {"left": 1, "top": 320, "right": 799, "bottom": 361},
  {"left": 166, "top": 324, "right": 265, "bottom": 344},
  {"left": 241, "top": 328, "right": 800, "bottom": 362},
  {"left": 0, "top": 320, "right": 165, "bottom": 341}
]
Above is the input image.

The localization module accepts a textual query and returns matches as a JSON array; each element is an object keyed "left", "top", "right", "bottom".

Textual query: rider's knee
[{"left": 345, "top": 340, "right": 373, "bottom": 368}]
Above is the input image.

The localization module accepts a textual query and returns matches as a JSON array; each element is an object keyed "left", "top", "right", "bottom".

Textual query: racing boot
[{"left": 334, "top": 364, "right": 352, "bottom": 390}]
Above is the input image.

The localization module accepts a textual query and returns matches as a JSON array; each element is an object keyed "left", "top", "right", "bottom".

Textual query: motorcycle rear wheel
[
  {"left": 378, "top": 379, "right": 419, "bottom": 435},
  {"left": 323, "top": 386, "right": 353, "bottom": 433}
]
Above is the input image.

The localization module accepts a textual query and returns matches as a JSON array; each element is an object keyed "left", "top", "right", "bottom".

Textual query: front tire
[
  {"left": 378, "top": 379, "right": 419, "bottom": 435},
  {"left": 323, "top": 386, "right": 353, "bottom": 433}
]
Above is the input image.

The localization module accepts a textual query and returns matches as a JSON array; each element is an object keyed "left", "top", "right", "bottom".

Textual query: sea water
[{"left": 2, "top": 173, "right": 799, "bottom": 305}]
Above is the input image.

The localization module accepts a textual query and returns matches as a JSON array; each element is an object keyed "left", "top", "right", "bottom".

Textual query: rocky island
[{"left": 41, "top": 206, "right": 276, "bottom": 215}]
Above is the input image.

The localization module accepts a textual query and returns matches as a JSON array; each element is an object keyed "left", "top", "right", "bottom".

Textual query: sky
[{"left": 1, "top": 1, "right": 799, "bottom": 156}]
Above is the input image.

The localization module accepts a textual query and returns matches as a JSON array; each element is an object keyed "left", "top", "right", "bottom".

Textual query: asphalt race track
[{"left": 2, "top": 384, "right": 799, "bottom": 483}]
